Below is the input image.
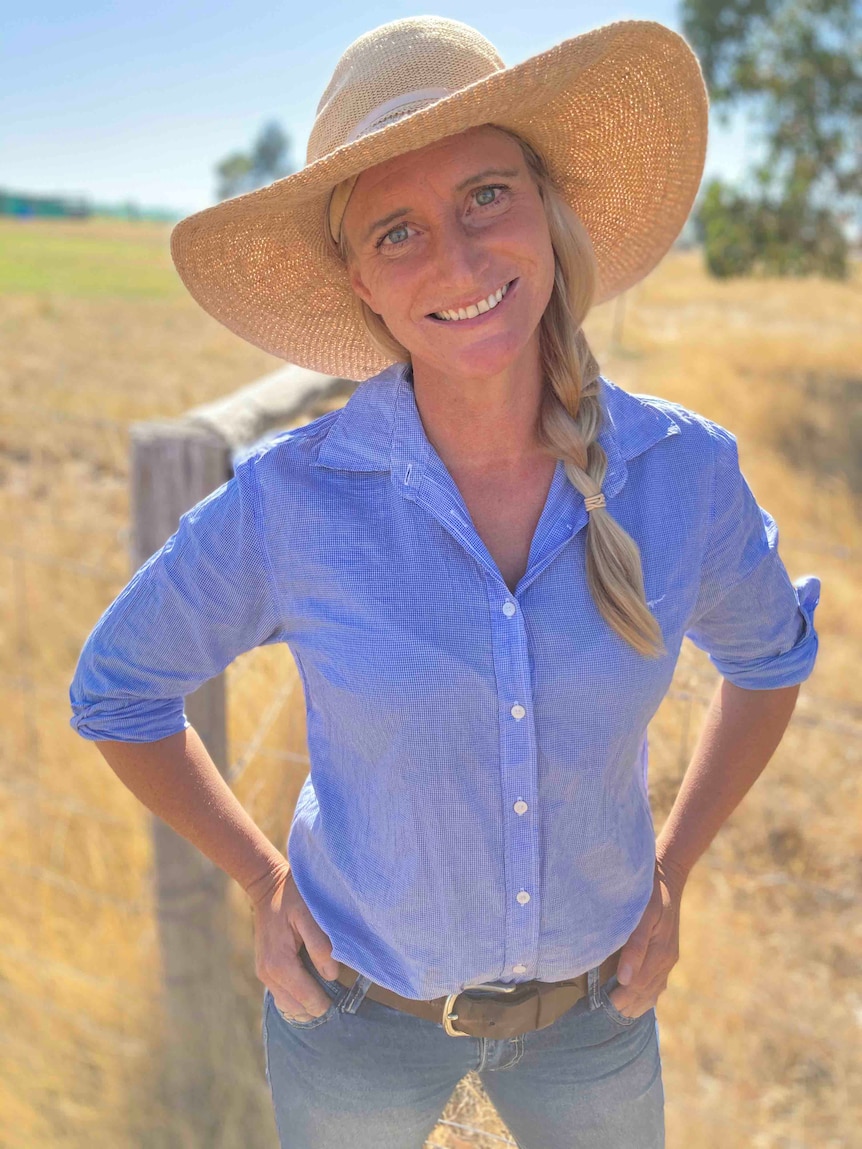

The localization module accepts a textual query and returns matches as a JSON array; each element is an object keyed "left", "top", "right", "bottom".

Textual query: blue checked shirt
[{"left": 69, "top": 363, "right": 820, "bottom": 1000}]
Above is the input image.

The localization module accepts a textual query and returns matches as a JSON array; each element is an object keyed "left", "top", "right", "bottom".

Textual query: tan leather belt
[{"left": 332, "top": 946, "right": 623, "bottom": 1039}]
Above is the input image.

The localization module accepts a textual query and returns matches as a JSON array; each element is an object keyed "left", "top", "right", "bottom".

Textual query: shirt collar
[{"left": 312, "top": 361, "right": 681, "bottom": 499}]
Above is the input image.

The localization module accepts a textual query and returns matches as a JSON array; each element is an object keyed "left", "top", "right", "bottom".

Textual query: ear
[{"left": 347, "top": 262, "right": 379, "bottom": 314}]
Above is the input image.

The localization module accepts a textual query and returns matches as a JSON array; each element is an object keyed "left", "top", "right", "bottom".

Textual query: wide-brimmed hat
[{"left": 170, "top": 16, "right": 708, "bottom": 380}]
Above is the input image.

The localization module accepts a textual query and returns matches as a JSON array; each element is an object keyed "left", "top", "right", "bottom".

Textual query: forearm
[
  {"left": 93, "top": 725, "right": 289, "bottom": 905},
  {"left": 655, "top": 678, "right": 800, "bottom": 889}
]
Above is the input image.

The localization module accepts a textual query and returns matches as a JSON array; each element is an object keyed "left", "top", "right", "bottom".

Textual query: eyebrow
[
  {"left": 362, "top": 167, "right": 522, "bottom": 244},
  {"left": 454, "top": 166, "right": 520, "bottom": 192},
  {"left": 363, "top": 207, "right": 412, "bottom": 245}
]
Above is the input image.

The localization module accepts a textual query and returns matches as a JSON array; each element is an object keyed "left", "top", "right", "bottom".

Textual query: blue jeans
[{"left": 261, "top": 946, "right": 665, "bottom": 1148}]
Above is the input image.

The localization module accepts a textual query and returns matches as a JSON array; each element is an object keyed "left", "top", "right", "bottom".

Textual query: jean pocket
[
  {"left": 267, "top": 946, "right": 349, "bottom": 1031},
  {"left": 599, "top": 973, "right": 639, "bottom": 1027},
  {"left": 266, "top": 984, "right": 345, "bottom": 1030}
]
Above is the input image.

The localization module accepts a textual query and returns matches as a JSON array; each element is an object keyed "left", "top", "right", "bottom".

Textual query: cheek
[
  {"left": 529, "top": 225, "right": 556, "bottom": 287},
  {"left": 501, "top": 216, "right": 555, "bottom": 301},
  {"left": 366, "top": 263, "right": 421, "bottom": 317}
]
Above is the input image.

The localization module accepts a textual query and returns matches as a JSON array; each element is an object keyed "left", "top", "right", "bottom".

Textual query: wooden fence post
[
  {"left": 130, "top": 420, "right": 235, "bottom": 1129},
  {"left": 127, "top": 364, "right": 353, "bottom": 1132}
]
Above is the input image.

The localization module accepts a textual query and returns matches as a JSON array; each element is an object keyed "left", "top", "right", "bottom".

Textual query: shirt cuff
[
  {"left": 69, "top": 697, "right": 190, "bottom": 742},
  {"left": 708, "top": 574, "right": 821, "bottom": 690}
]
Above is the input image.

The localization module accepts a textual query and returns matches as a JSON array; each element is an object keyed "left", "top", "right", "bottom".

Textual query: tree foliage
[
  {"left": 215, "top": 121, "right": 294, "bottom": 202},
  {"left": 680, "top": 0, "right": 861, "bottom": 278},
  {"left": 695, "top": 175, "right": 848, "bottom": 275}
]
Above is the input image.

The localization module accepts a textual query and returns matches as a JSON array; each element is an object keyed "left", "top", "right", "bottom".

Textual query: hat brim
[{"left": 170, "top": 19, "right": 708, "bottom": 380}]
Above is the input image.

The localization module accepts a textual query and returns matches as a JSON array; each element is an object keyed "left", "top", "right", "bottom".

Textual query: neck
[{"left": 408, "top": 335, "right": 552, "bottom": 476}]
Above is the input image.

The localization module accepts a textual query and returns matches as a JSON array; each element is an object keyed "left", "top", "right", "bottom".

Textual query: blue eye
[
  {"left": 474, "top": 184, "right": 508, "bottom": 208},
  {"left": 374, "top": 185, "right": 508, "bottom": 249},
  {"left": 376, "top": 223, "right": 411, "bottom": 249}
]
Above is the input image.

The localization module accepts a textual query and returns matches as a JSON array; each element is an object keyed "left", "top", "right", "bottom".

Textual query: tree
[
  {"left": 681, "top": 0, "right": 861, "bottom": 278},
  {"left": 215, "top": 121, "right": 294, "bottom": 201},
  {"left": 695, "top": 175, "right": 848, "bottom": 276}
]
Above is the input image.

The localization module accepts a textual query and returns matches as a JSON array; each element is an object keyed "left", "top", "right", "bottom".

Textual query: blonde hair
[{"left": 333, "top": 126, "right": 666, "bottom": 659}]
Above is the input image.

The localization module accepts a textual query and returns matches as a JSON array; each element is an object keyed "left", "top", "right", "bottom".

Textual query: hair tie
[{"left": 584, "top": 492, "right": 606, "bottom": 513}]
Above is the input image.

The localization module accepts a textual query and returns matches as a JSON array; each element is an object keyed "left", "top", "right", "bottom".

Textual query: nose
[{"left": 428, "top": 214, "right": 490, "bottom": 301}]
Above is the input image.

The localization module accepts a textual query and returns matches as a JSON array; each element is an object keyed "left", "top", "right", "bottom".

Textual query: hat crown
[{"left": 307, "top": 17, "right": 505, "bottom": 165}]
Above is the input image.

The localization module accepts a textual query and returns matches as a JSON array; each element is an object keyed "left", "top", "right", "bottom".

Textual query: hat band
[
  {"left": 345, "top": 86, "right": 453, "bottom": 144},
  {"left": 328, "top": 86, "right": 453, "bottom": 245}
]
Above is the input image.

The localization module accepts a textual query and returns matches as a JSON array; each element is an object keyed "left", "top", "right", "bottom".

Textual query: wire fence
[{"left": 3, "top": 405, "right": 859, "bottom": 1148}]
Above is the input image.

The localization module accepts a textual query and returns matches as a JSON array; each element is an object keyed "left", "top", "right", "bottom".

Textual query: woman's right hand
[{"left": 247, "top": 861, "right": 342, "bottom": 1022}]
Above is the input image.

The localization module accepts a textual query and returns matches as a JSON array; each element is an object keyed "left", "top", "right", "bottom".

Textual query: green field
[{"left": 0, "top": 217, "right": 184, "bottom": 297}]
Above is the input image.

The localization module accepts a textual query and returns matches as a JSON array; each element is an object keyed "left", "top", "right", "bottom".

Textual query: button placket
[
  {"left": 485, "top": 581, "right": 542, "bottom": 983},
  {"left": 402, "top": 477, "right": 543, "bottom": 981}
]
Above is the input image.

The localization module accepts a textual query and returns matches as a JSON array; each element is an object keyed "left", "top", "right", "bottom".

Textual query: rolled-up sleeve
[
  {"left": 683, "top": 420, "right": 820, "bottom": 690},
  {"left": 69, "top": 452, "right": 284, "bottom": 742}
]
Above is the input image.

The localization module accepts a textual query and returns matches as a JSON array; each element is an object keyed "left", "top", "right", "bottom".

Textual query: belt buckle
[{"left": 442, "top": 980, "right": 519, "bottom": 1038}]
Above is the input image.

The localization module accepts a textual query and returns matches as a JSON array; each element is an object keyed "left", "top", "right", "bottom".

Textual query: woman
[{"left": 70, "top": 16, "right": 821, "bottom": 1149}]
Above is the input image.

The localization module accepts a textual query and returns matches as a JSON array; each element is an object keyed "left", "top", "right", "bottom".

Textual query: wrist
[
  {"left": 655, "top": 852, "right": 689, "bottom": 897},
  {"left": 243, "top": 856, "right": 291, "bottom": 909}
]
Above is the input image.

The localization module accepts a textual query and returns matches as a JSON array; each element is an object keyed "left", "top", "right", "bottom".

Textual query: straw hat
[{"left": 170, "top": 16, "right": 708, "bottom": 380}]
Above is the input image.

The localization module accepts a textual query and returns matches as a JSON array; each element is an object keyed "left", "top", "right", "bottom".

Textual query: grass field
[{"left": 1, "top": 216, "right": 860, "bottom": 1148}]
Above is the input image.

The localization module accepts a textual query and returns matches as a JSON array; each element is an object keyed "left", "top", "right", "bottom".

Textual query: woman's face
[{"left": 341, "top": 125, "right": 556, "bottom": 380}]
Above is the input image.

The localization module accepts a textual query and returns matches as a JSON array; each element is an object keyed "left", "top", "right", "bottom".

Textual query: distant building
[
  {"left": 0, "top": 188, "right": 182, "bottom": 222},
  {"left": 0, "top": 189, "right": 91, "bottom": 218}
]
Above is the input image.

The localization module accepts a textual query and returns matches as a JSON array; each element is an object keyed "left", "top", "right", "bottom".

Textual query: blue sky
[{"left": 3, "top": 0, "right": 763, "bottom": 216}]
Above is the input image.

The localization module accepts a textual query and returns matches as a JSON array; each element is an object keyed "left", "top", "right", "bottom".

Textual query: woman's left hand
[{"left": 606, "top": 858, "right": 685, "bottom": 1020}]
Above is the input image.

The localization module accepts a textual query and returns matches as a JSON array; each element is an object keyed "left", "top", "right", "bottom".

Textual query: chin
[{"left": 428, "top": 332, "right": 532, "bottom": 378}]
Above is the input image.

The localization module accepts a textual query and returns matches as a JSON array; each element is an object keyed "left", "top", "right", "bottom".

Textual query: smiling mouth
[{"left": 427, "top": 278, "right": 518, "bottom": 324}]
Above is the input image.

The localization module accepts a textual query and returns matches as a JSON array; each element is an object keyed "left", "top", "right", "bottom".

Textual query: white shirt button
[
  {"left": 512, "top": 964, "right": 527, "bottom": 974},
  {"left": 516, "top": 890, "right": 531, "bottom": 905},
  {"left": 510, "top": 704, "right": 526, "bottom": 720},
  {"left": 513, "top": 800, "right": 528, "bottom": 815},
  {"left": 502, "top": 601, "right": 516, "bottom": 617}
]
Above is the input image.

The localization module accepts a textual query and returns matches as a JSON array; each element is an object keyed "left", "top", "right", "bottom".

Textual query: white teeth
[{"left": 434, "top": 281, "right": 511, "bottom": 321}]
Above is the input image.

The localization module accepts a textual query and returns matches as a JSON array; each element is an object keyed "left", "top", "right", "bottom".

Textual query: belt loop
[
  {"left": 588, "top": 964, "right": 602, "bottom": 1010},
  {"left": 341, "top": 972, "right": 374, "bottom": 1014}
]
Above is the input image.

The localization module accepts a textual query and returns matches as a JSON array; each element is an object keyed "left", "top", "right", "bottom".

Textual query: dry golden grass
[{"left": 1, "top": 217, "right": 859, "bottom": 1147}]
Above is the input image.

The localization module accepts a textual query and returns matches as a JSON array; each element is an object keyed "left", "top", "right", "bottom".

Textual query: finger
[
  {"left": 270, "top": 962, "right": 334, "bottom": 1017},
  {"left": 613, "top": 961, "right": 662, "bottom": 998},
  {"left": 609, "top": 967, "right": 669, "bottom": 1016},
  {"left": 611, "top": 960, "right": 671, "bottom": 1015},
  {"left": 617, "top": 883, "right": 667, "bottom": 986},
  {"left": 617, "top": 916, "right": 674, "bottom": 987},
  {"left": 281, "top": 915, "right": 340, "bottom": 989},
  {"left": 271, "top": 990, "right": 318, "bottom": 1023},
  {"left": 608, "top": 983, "right": 657, "bottom": 1019},
  {"left": 617, "top": 941, "right": 651, "bottom": 985},
  {"left": 623, "top": 949, "right": 674, "bottom": 993},
  {"left": 295, "top": 925, "right": 341, "bottom": 980},
  {"left": 270, "top": 981, "right": 332, "bottom": 1021}
]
